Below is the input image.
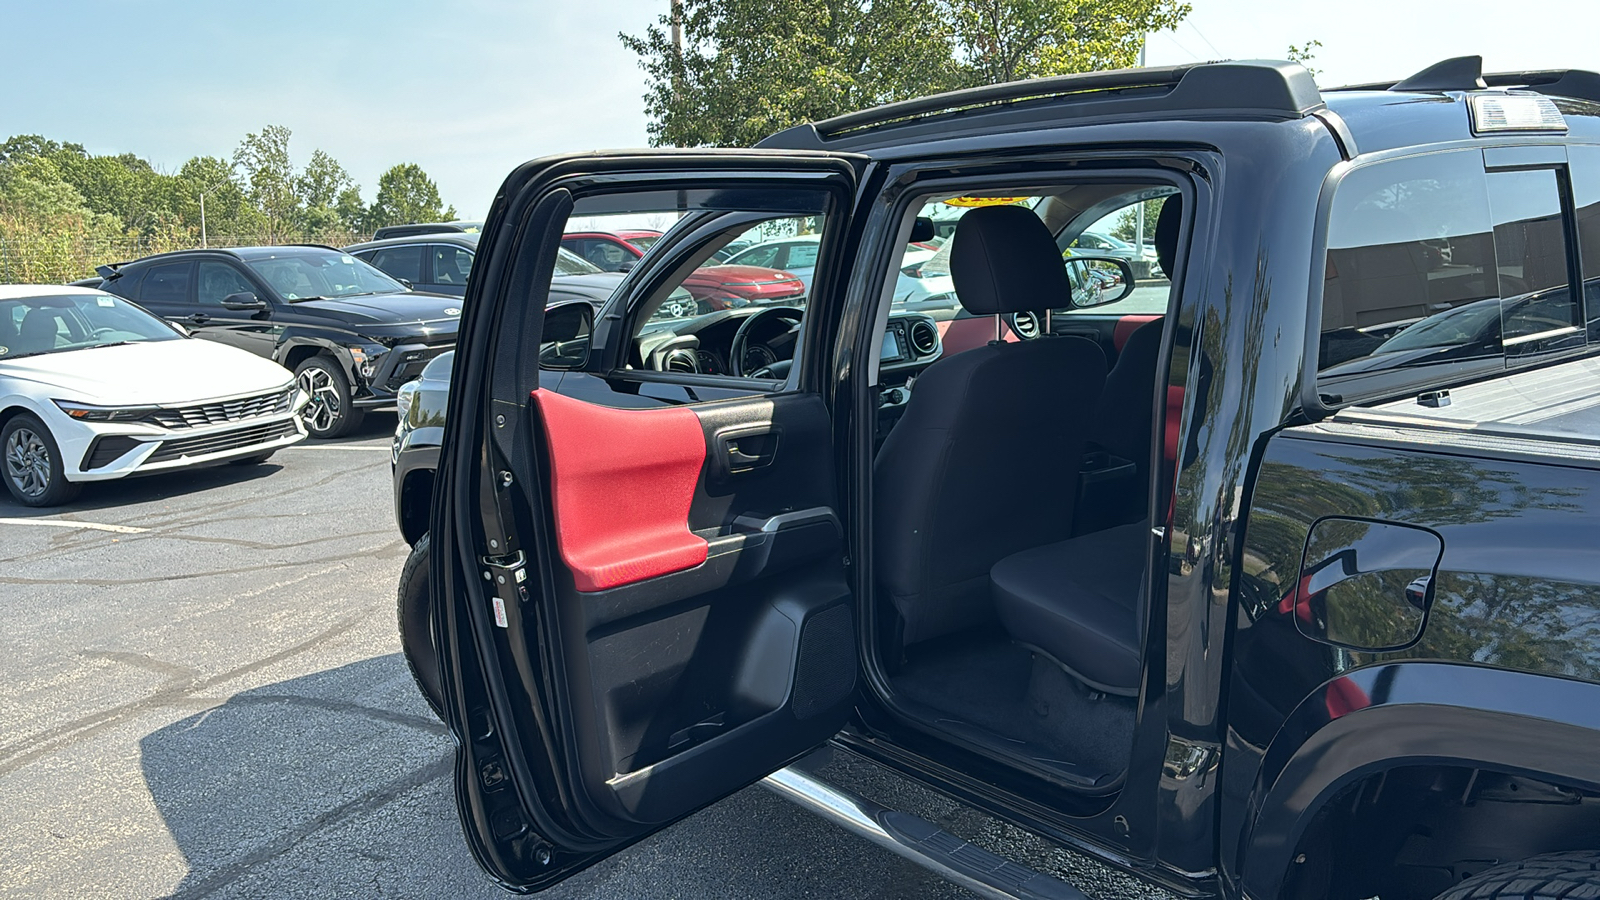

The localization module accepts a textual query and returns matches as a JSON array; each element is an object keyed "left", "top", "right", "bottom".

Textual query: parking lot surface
[{"left": 0, "top": 419, "right": 983, "bottom": 899}]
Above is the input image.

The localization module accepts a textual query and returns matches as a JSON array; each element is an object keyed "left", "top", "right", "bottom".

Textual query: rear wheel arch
[
  {"left": 398, "top": 466, "right": 435, "bottom": 545},
  {"left": 1238, "top": 667, "right": 1600, "bottom": 899}
]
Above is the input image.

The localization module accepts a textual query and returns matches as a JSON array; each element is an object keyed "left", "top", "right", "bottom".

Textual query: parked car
[
  {"left": 726, "top": 234, "right": 958, "bottom": 313},
  {"left": 563, "top": 229, "right": 807, "bottom": 309},
  {"left": 412, "top": 58, "right": 1600, "bottom": 900},
  {"left": 370, "top": 220, "right": 482, "bottom": 240},
  {"left": 89, "top": 245, "right": 458, "bottom": 438},
  {"left": 346, "top": 233, "right": 702, "bottom": 318},
  {"left": 0, "top": 285, "right": 306, "bottom": 506}
]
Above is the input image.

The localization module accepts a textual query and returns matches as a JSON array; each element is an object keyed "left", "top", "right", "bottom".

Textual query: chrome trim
[{"left": 762, "top": 755, "right": 1090, "bottom": 900}]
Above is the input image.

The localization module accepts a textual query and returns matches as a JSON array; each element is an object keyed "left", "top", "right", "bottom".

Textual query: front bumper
[
  {"left": 57, "top": 391, "right": 310, "bottom": 483},
  {"left": 353, "top": 342, "right": 454, "bottom": 408}
]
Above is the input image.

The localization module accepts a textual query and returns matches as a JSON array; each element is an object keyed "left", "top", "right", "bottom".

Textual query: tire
[
  {"left": 1434, "top": 852, "right": 1600, "bottom": 899},
  {"left": 294, "top": 355, "right": 365, "bottom": 439},
  {"left": 2, "top": 414, "right": 82, "bottom": 508},
  {"left": 397, "top": 532, "right": 444, "bottom": 719},
  {"left": 230, "top": 451, "right": 276, "bottom": 465}
]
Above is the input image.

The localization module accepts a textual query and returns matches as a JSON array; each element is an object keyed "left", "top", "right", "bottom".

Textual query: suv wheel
[
  {"left": 295, "top": 356, "right": 365, "bottom": 439},
  {"left": 2, "top": 414, "right": 82, "bottom": 507},
  {"left": 1435, "top": 852, "right": 1600, "bottom": 899},
  {"left": 397, "top": 533, "right": 443, "bottom": 719}
]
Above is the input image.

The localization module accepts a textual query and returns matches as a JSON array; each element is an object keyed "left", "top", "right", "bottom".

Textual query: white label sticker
[
  {"left": 514, "top": 567, "right": 526, "bottom": 584},
  {"left": 97, "top": 297, "right": 115, "bottom": 307},
  {"left": 341, "top": 255, "right": 355, "bottom": 265},
  {"left": 492, "top": 597, "right": 508, "bottom": 628}
]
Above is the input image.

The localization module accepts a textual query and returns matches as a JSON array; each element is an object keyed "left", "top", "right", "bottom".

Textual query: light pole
[
  {"left": 197, "top": 178, "right": 231, "bottom": 249},
  {"left": 1134, "top": 38, "right": 1148, "bottom": 263}
]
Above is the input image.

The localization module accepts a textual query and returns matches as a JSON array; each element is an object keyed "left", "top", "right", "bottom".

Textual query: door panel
[{"left": 435, "top": 150, "right": 864, "bottom": 890}]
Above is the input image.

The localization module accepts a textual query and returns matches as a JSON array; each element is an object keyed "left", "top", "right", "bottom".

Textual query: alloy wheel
[
  {"left": 4, "top": 427, "right": 51, "bottom": 499},
  {"left": 297, "top": 366, "right": 342, "bottom": 433}
]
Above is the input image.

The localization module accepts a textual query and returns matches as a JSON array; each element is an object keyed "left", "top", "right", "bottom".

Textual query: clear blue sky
[{"left": 3, "top": 1, "right": 1596, "bottom": 220}]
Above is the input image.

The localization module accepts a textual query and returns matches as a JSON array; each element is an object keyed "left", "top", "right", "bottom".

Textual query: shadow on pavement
[
  {"left": 139, "top": 654, "right": 967, "bottom": 900},
  {"left": 0, "top": 460, "right": 287, "bottom": 516}
]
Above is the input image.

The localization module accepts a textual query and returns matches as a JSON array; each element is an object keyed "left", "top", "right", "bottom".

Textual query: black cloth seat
[
  {"left": 875, "top": 204, "right": 1107, "bottom": 647},
  {"left": 990, "top": 519, "right": 1149, "bottom": 696}
]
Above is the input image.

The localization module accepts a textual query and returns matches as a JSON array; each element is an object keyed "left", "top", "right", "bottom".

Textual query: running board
[{"left": 762, "top": 755, "right": 1091, "bottom": 900}]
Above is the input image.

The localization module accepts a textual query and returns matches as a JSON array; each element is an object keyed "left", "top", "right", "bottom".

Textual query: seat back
[{"left": 874, "top": 205, "right": 1107, "bottom": 646}]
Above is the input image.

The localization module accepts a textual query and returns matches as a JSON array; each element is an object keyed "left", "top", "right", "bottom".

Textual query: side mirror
[
  {"left": 617, "top": 259, "right": 637, "bottom": 273},
  {"left": 1064, "top": 256, "right": 1136, "bottom": 308},
  {"left": 538, "top": 300, "right": 593, "bottom": 370},
  {"left": 398, "top": 278, "right": 414, "bottom": 289},
  {"left": 1291, "top": 517, "right": 1445, "bottom": 652},
  {"left": 220, "top": 292, "right": 267, "bottom": 311},
  {"left": 909, "top": 216, "right": 936, "bottom": 243}
]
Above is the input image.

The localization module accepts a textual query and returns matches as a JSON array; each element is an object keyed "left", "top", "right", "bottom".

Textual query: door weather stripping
[{"left": 763, "top": 754, "right": 1091, "bottom": 900}]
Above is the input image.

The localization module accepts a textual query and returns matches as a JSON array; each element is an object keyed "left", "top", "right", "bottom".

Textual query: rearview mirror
[
  {"left": 539, "top": 301, "right": 593, "bottom": 370},
  {"left": 220, "top": 292, "right": 267, "bottom": 311},
  {"left": 1292, "top": 517, "right": 1445, "bottom": 652},
  {"left": 1064, "top": 256, "right": 1136, "bottom": 308},
  {"left": 910, "top": 216, "right": 936, "bottom": 243}
]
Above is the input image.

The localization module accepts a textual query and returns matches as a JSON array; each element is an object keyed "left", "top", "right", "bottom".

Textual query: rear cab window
[{"left": 1315, "top": 147, "right": 1594, "bottom": 411}]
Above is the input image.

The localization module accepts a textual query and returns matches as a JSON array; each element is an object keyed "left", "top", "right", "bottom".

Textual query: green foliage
[
  {"left": 1108, "top": 197, "right": 1165, "bottom": 243},
  {"left": 368, "top": 163, "right": 455, "bottom": 229},
  {"left": 622, "top": 0, "right": 1190, "bottom": 147},
  {"left": 1, "top": 127, "right": 454, "bottom": 283},
  {"left": 1287, "top": 40, "right": 1322, "bottom": 78}
]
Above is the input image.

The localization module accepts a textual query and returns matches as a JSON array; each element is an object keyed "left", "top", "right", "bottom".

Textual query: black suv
[
  {"left": 412, "top": 57, "right": 1600, "bottom": 900},
  {"left": 95, "top": 246, "right": 460, "bottom": 437}
]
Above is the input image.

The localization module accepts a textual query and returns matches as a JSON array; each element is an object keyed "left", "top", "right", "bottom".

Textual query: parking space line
[{"left": 0, "top": 517, "right": 148, "bottom": 534}]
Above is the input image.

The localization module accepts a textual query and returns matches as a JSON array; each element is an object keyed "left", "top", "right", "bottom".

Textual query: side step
[{"left": 762, "top": 754, "right": 1092, "bottom": 900}]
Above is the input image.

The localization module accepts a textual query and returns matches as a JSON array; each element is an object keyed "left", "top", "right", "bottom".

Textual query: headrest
[
  {"left": 949, "top": 205, "right": 1072, "bottom": 316},
  {"left": 1155, "top": 195, "right": 1183, "bottom": 279}
]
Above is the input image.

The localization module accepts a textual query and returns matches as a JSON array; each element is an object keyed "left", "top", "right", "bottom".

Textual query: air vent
[
  {"left": 909, "top": 320, "right": 939, "bottom": 356},
  {"left": 663, "top": 349, "right": 700, "bottom": 373},
  {"left": 1010, "top": 312, "right": 1041, "bottom": 339}
]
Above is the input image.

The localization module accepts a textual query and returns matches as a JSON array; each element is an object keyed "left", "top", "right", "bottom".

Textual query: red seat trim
[{"left": 1113, "top": 315, "right": 1162, "bottom": 352}]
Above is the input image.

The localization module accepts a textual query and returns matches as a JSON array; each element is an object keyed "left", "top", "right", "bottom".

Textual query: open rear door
[{"left": 433, "top": 151, "right": 864, "bottom": 890}]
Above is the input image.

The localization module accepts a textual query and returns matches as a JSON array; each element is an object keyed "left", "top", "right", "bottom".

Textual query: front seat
[
  {"left": 874, "top": 205, "right": 1109, "bottom": 648},
  {"left": 15, "top": 309, "right": 62, "bottom": 356}
]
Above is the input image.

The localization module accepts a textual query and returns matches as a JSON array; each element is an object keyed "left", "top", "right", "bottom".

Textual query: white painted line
[
  {"left": 282, "top": 444, "right": 390, "bottom": 451},
  {"left": 0, "top": 517, "right": 148, "bottom": 534}
]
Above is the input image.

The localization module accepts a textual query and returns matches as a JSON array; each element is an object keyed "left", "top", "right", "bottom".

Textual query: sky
[{"left": 3, "top": 1, "right": 1597, "bottom": 221}]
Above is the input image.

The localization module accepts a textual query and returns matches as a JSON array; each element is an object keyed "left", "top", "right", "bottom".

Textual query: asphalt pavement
[
  {"left": 0, "top": 415, "right": 1169, "bottom": 900},
  {"left": 0, "top": 417, "right": 980, "bottom": 899}
]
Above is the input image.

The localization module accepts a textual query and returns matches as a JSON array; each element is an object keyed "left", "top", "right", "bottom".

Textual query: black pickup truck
[{"left": 405, "top": 57, "right": 1600, "bottom": 900}]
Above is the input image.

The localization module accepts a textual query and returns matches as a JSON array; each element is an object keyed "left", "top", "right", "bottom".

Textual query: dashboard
[{"left": 636, "top": 308, "right": 943, "bottom": 379}]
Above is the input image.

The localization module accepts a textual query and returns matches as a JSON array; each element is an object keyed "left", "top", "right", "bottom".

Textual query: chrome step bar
[{"left": 762, "top": 755, "right": 1091, "bottom": 900}]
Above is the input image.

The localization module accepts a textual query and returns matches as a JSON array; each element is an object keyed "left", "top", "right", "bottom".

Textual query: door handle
[
  {"left": 186, "top": 314, "right": 210, "bottom": 325},
  {"left": 718, "top": 429, "right": 779, "bottom": 474}
]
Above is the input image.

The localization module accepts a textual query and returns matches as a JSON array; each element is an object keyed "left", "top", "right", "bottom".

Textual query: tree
[
  {"left": 177, "top": 155, "right": 260, "bottom": 241},
  {"left": 1287, "top": 40, "right": 1323, "bottom": 79},
  {"left": 233, "top": 125, "right": 300, "bottom": 242},
  {"left": 296, "top": 149, "right": 355, "bottom": 234},
  {"left": 622, "top": 0, "right": 1190, "bottom": 148},
  {"left": 368, "top": 163, "right": 454, "bottom": 228}
]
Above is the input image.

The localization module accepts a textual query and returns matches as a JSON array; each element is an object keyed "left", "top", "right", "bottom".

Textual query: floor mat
[{"left": 890, "top": 631, "right": 1135, "bottom": 786}]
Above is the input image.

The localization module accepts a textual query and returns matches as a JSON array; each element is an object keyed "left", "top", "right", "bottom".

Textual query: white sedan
[{"left": 0, "top": 285, "right": 308, "bottom": 507}]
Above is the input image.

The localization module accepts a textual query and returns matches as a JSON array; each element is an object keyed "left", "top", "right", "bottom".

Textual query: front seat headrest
[
  {"left": 950, "top": 205, "right": 1072, "bottom": 316},
  {"left": 1155, "top": 194, "right": 1183, "bottom": 279}
]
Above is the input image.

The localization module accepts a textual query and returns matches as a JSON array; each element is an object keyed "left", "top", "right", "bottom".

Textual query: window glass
[
  {"left": 784, "top": 242, "right": 820, "bottom": 269},
  {"left": 1487, "top": 168, "right": 1579, "bottom": 356},
  {"left": 1317, "top": 151, "right": 1501, "bottom": 401},
  {"left": 245, "top": 249, "right": 406, "bottom": 300},
  {"left": 628, "top": 234, "right": 661, "bottom": 252},
  {"left": 0, "top": 293, "right": 181, "bottom": 359},
  {"left": 369, "top": 245, "right": 424, "bottom": 283},
  {"left": 730, "top": 243, "right": 782, "bottom": 268},
  {"left": 1567, "top": 145, "right": 1600, "bottom": 339},
  {"left": 196, "top": 262, "right": 256, "bottom": 307},
  {"left": 556, "top": 247, "right": 603, "bottom": 276},
  {"left": 140, "top": 263, "right": 192, "bottom": 304},
  {"left": 431, "top": 245, "right": 474, "bottom": 286}
]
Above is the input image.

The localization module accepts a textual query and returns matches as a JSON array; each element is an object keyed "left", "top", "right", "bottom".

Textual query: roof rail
[
  {"left": 758, "top": 60, "right": 1323, "bottom": 150},
  {"left": 1331, "top": 55, "right": 1600, "bottom": 104}
]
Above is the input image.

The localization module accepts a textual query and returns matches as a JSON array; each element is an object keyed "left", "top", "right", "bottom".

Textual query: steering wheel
[{"left": 729, "top": 306, "right": 803, "bottom": 378}]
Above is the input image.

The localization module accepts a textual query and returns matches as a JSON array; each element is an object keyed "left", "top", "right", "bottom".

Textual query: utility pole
[
  {"left": 198, "top": 179, "right": 230, "bottom": 249},
  {"left": 1134, "top": 37, "right": 1148, "bottom": 266}
]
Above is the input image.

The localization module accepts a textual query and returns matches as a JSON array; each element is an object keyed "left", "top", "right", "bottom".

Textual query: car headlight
[
  {"left": 53, "top": 400, "right": 160, "bottom": 421},
  {"left": 347, "top": 344, "right": 388, "bottom": 381},
  {"left": 395, "top": 381, "right": 417, "bottom": 421}
]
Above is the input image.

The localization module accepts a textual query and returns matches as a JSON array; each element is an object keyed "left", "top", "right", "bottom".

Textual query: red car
[{"left": 561, "top": 230, "right": 805, "bottom": 311}]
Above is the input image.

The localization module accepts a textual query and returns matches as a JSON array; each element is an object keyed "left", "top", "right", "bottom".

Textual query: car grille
[
  {"left": 145, "top": 420, "right": 299, "bottom": 464},
  {"left": 143, "top": 388, "right": 295, "bottom": 430},
  {"left": 384, "top": 345, "right": 452, "bottom": 390}
]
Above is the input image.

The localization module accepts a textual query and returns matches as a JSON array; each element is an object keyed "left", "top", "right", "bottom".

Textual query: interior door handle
[{"left": 719, "top": 429, "right": 779, "bottom": 474}]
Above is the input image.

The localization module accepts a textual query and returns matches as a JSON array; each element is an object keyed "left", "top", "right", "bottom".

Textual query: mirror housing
[
  {"left": 539, "top": 301, "right": 594, "bottom": 370},
  {"left": 1291, "top": 517, "right": 1445, "bottom": 652},
  {"left": 909, "top": 216, "right": 936, "bottom": 243},
  {"left": 220, "top": 292, "right": 267, "bottom": 312},
  {"left": 617, "top": 259, "right": 637, "bottom": 273},
  {"left": 1063, "top": 255, "right": 1136, "bottom": 308}
]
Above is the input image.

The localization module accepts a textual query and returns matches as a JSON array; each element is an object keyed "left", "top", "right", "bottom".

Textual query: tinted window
[
  {"left": 1569, "top": 145, "right": 1600, "bottom": 338},
  {"left": 369, "top": 245, "right": 424, "bottom": 283},
  {"left": 196, "top": 262, "right": 257, "bottom": 307},
  {"left": 430, "top": 244, "right": 474, "bottom": 287},
  {"left": 1317, "top": 152, "right": 1501, "bottom": 399},
  {"left": 100, "top": 267, "right": 144, "bottom": 300},
  {"left": 245, "top": 249, "right": 406, "bottom": 300},
  {"left": 140, "top": 262, "right": 193, "bottom": 304},
  {"left": 1488, "top": 168, "right": 1579, "bottom": 356}
]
